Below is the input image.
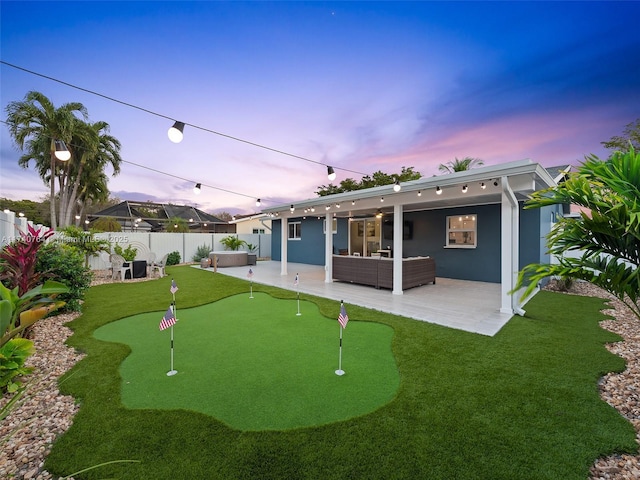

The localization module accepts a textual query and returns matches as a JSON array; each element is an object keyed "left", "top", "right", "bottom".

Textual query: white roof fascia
[{"left": 262, "top": 159, "right": 555, "bottom": 214}]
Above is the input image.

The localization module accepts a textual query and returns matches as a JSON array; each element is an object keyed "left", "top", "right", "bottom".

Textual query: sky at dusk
[{"left": 1, "top": 1, "right": 639, "bottom": 216}]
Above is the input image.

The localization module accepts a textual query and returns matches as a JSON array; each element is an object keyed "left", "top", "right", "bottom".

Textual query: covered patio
[{"left": 202, "top": 260, "right": 515, "bottom": 336}]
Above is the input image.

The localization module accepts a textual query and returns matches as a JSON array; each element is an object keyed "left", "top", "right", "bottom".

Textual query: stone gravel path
[{"left": 1, "top": 275, "right": 639, "bottom": 479}]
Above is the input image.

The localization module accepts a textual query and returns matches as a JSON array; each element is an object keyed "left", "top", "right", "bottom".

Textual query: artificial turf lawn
[
  {"left": 93, "top": 292, "right": 399, "bottom": 430},
  {"left": 45, "top": 266, "right": 637, "bottom": 479}
]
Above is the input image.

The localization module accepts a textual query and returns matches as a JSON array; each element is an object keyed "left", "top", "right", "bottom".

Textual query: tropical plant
[
  {"left": 316, "top": 167, "right": 421, "bottom": 196},
  {"left": 0, "top": 224, "right": 53, "bottom": 295},
  {"left": 167, "top": 217, "right": 189, "bottom": 233},
  {"left": 5, "top": 91, "right": 89, "bottom": 230},
  {"left": 245, "top": 243, "right": 258, "bottom": 254},
  {"left": 0, "top": 338, "right": 34, "bottom": 393},
  {"left": 58, "top": 225, "right": 111, "bottom": 267},
  {"left": 113, "top": 243, "right": 138, "bottom": 262},
  {"left": 0, "top": 280, "right": 68, "bottom": 348},
  {"left": 438, "top": 156, "right": 484, "bottom": 174},
  {"left": 166, "top": 251, "right": 181, "bottom": 266},
  {"left": 513, "top": 146, "right": 640, "bottom": 320},
  {"left": 59, "top": 120, "right": 122, "bottom": 226},
  {"left": 192, "top": 244, "right": 212, "bottom": 262},
  {"left": 92, "top": 216, "right": 122, "bottom": 232},
  {"left": 36, "top": 243, "right": 92, "bottom": 312},
  {"left": 220, "top": 235, "right": 246, "bottom": 251}
]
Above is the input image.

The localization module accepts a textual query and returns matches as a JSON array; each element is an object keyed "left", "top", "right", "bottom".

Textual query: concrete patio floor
[{"left": 197, "top": 260, "right": 514, "bottom": 336}]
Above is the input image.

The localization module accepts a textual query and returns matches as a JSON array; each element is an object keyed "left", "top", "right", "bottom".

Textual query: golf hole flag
[
  {"left": 159, "top": 306, "right": 176, "bottom": 331},
  {"left": 170, "top": 279, "right": 179, "bottom": 294},
  {"left": 338, "top": 303, "right": 349, "bottom": 329}
]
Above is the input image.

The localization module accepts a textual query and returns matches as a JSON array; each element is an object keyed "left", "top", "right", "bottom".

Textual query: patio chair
[
  {"left": 110, "top": 254, "right": 133, "bottom": 281},
  {"left": 151, "top": 253, "right": 169, "bottom": 278},
  {"left": 147, "top": 252, "right": 156, "bottom": 276}
]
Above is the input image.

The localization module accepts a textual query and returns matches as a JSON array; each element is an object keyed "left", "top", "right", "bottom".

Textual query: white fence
[{"left": 0, "top": 210, "right": 271, "bottom": 271}]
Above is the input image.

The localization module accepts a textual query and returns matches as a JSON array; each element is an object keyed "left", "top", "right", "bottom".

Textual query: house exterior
[
  {"left": 262, "top": 159, "right": 565, "bottom": 316},
  {"left": 229, "top": 213, "right": 272, "bottom": 235}
]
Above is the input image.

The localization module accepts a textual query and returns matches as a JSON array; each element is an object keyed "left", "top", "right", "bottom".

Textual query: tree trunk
[{"left": 49, "top": 149, "right": 57, "bottom": 231}]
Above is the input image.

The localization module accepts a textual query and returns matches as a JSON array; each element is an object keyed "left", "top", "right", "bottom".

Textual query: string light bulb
[
  {"left": 168, "top": 121, "right": 185, "bottom": 143},
  {"left": 327, "top": 166, "right": 336, "bottom": 181},
  {"left": 193, "top": 183, "right": 202, "bottom": 194},
  {"left": 436, "top": 186, "right": 442, "bottom": 195},
  {"left": 393, "top": 179, "right": 401, "bottom": 192},
  {"left": 256, "top": 198, "right": 261, "bottom": 207},
  {"left": 54, "top": 139, "right": 71, "bottom": 161},
  {"left": 480, "top": 182, "right": 486, "bottom": 189},
  {"left": 462, "top": 184, "right": 468, "bottom": 193}
]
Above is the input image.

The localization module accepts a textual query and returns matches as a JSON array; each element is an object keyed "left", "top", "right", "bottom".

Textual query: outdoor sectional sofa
[{"left": 332, "top": 255, "right": 436, "bottom": 290}]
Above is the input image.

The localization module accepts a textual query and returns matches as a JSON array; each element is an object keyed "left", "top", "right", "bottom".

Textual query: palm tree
[
  {"left": 60, "top": 120, "right": 122, "bottom": 226},
  {"left": 5, "top": 91, "right": 88, "bottom": 230},
  {"left": 438, "top": 157, "right": 484, "bottom": 174}
]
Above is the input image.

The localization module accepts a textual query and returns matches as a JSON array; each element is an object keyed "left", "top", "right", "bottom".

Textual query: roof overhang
[{"left": 263, "top": 159, "right": 556, "bottom": 219}]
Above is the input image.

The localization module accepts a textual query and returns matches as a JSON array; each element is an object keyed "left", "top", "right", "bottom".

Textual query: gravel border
[{"left": 1, "top": 275, "right": 639, "bottom": 479}]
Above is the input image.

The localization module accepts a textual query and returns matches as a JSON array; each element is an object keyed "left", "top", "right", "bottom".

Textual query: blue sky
[{"left": 1, "top": 1, "right": 639, "bottom": 216}]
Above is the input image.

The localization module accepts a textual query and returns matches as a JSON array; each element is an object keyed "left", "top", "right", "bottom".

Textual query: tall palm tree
[
  {"left": 438, "top": 156, "right": 484, "bottom": 174},
  {"left": 5, "top": 91, "right": 88, "bottom": 230},
  {"left": 61, "top": 120, "right": 122, "bottom": 226}
]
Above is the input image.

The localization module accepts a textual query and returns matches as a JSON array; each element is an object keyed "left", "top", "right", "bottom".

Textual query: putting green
[{"left": 94, "top": 292, "right": 399, "bottom": 431}]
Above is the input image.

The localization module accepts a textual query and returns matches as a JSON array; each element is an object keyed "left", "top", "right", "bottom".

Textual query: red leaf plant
[{"left": 0, "top": 224, "right": 54, "bottom": 296}]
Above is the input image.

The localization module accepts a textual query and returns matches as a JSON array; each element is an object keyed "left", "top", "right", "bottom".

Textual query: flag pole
[
  {"left": 295, "top": 273, "right": 301, "bottom": 316},
  {"left": 335, "top": 324, "right": 345, "bottom": 376},
  {"left": 248, "top": 268, "right": 254, "bottom": 299},
  {"left": 167, "top": 302, "right": 177, "bottom": 376},
  {"left": 335, "top": 300, "right": 347, "bottom": 376}
]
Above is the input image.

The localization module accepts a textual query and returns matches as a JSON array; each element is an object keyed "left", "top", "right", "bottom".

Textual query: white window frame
[
  {"left": 252, "top": 228, "right": 265, "bottom": 234},
  {"left": 445, "top": 214, "right": 477, "bottom": 248},
  {"left": 323, "top": 218, "right": 338, "bottom": 234},
  {"left": 288, "top": 221, "right": 302, "bottom": 240}
]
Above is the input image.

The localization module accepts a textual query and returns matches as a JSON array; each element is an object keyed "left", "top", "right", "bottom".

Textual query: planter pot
[{"left": 247, "top": 254, "right": 257, "bottom": 266}]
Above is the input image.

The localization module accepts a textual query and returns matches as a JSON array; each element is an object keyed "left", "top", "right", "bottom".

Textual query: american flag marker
[{"left": 335, "top": 301, "right": 349, "bottom": 376}]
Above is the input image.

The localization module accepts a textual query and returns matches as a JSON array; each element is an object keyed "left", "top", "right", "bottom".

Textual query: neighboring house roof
[
  {"left": 544, "top": 165, "right": 572, "bottom": 184},
  {"left": 263, "top": 159, "right": 557, "bottom": 219},
  {"left": 88, "top": 201, "right": 229, "bottom": 231}
]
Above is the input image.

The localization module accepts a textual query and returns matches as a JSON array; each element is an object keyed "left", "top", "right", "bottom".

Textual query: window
[
  {"left": 446, "top": 214, "right": 477, "bottom": 248},
  {"left": 323, "top": 218, "right": 338, "bottom": 234},
  {"left": 252, "top": 228, "right": 265, "bottom": 234},
  {"left": 288, "top": 221, "right": 301, "bottom": 240}
]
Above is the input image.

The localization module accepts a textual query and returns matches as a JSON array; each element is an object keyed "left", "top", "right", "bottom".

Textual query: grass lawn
[{"left": 46, "top": 266, "right": 637, "bottom": 479}]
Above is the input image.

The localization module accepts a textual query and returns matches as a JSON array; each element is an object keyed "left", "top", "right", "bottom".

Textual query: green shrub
[
  {"left": 166, "top": 251, "right": 181, "bottom": 266},
  {"left": 36, "top": 243, "right": 92, "bottom": 312},
  {"left": 192, "top": 244, "right": 211, "bottom": 262},
  {"left": 0, "top": 338, "right": 34, "bottom": 393},
  {"left": 113, "top": 243, "right": 137, "bottom": 262}
]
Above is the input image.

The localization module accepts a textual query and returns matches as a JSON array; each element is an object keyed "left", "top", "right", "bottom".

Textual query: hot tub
[{"left": 208, "top": 251, "right": 248, "bottom": 267}]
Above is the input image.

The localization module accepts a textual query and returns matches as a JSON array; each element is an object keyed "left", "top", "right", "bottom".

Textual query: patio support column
[
  {"left": 280, "top": 218, "right": 288, "bottom": 276},
  {"left": 500, "top": 176, "right": 522, "bottom": 314},
  {"left": 392, "top": 203, "right": 403, "bottom": 295},
  {"left": 325, "top": 212, "right": 333, "bottom": 283}
]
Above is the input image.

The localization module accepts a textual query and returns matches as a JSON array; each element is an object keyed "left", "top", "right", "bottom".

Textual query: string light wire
[{"left": 0, "top": 61, "right": 369, "bottom": 177}]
